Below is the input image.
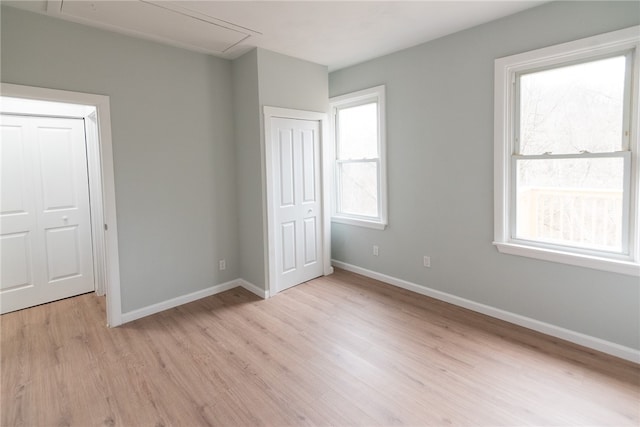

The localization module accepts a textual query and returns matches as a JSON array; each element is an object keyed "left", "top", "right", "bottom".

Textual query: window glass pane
[
  {"left": 516, "top": 157, "right": 624, "bottom": 252},
  {"left": 337, "top": 102, "right": 378, "bottom": 159},
  {"left": 338, "top": 162, "right": 379, "bottom": 217},
  {"left": 519, "top": 56, "right": 626, "bottom": 155}
]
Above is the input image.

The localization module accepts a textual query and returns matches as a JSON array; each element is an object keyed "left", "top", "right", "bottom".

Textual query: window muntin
[
  {"left": 494, "top": 26, "right": 640, "bottom": 276},
  {"left": 330, "top": 86, "right": 387, "bottom": 229}
]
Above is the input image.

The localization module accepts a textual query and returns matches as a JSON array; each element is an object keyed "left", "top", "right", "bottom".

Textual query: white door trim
[
  {"left": 1, "top": 83, "right": 122, "bottom": 327},
  {"left": 85, "top": 111, "right": 107, "bottom": 297},
  {"left": 263, "top": 106, "right": 333, "bottom": 296}
]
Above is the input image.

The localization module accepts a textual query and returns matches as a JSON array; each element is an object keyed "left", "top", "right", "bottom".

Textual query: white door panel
[
  {"left": 38, "top": 127, "right": 79, "bottom": 211},
  {"left": 45, "top": 226, "right": 82, "bottom": 281},
  {"left": 303, "top": 217, "right": 317, "bottom": 265},
  {"left": 301, "top": 129, "right": 316, "bottom": 203},
  {"left": 1, "top": 124, "right": 30, "bottom": 215},
  {"left": 271, "top": 117, "right": 323, "bottom": 292},
  {"left": 0, "top": 232, "right": 33, "bottom": 291},
  {"left": 0, "top": 115, "right": 94, "bottom": 313},
  {"left": 281, "top": 222, "right": 296, "bottom": 273}
]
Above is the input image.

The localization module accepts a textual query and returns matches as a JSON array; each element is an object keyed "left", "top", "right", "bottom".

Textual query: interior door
[
  {"left": 271, "top": 117, "right": 323, "bottom": 293},
  {"left": 1, "top": 115, "right": 95, "bottom": 314}
]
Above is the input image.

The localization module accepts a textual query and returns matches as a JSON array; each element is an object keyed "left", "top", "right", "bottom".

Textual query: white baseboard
[
  {"left": 120, "top": 278, "right": 269, "bottom": 324},
  {"left": 332, "top": 260, "right": 640, "bottom": 364},
  {"left": 121, "top": 279, "right": 241, "bottom": 324},
  {"left": 239, "top": 279, "right": 269, "bottom": 299}
]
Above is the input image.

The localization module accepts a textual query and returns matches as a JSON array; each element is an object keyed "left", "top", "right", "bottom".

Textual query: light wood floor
[{"left": 1, "top": 268, "right": 639, "bottom": 426}]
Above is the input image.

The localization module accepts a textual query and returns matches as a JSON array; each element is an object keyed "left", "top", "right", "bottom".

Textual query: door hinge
[{"left": 104, "top": 224, "right": 108, "bottom": 231}]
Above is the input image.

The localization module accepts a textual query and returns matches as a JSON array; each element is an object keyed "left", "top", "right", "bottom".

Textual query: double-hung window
[
  {"left": 494, "top": 27, "right": 640, "bottom": 276},
  {"left": 330, "top": 85, "right": 387, "bottom": 229}
]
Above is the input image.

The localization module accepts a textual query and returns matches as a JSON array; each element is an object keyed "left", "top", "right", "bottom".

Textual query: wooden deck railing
[{"left": 517, "top": 188, "right": 623, "bottom": 251}]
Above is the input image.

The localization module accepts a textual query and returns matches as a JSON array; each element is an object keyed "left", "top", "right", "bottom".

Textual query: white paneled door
[
  {"left": 271, "top": 117, "right": 323, "bottom": 293},
  {"left": 1, "top": 115, "right": 94, "bottom": 314}
]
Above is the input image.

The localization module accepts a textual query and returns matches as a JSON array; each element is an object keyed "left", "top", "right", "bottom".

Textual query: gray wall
[
  {"left": 232, "top": 48, "right": 328, "bottom": 290},
  {"left": 257, "top": 49, "right": 329, "bottom": 114},
  {"left": 329, "top": 1, "right": 640, "bottom": 350},
  {"left": 1, "top": 7, "right": 240, "bottom": 313},
  {"left": 231, "top": 50, "right": 263, "bottom": 288}
]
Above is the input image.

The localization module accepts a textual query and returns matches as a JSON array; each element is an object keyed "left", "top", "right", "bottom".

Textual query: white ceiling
[{"left": 3, "top": 1, "right": 546, "bottom": 71}]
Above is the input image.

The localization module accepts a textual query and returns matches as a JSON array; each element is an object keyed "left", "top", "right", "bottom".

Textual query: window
[
  {"left": 330, "top": 85, "right": 387, "bottom": 229},
  {"left": 494, "top": 27, "right": 640, "bottom": 276}
]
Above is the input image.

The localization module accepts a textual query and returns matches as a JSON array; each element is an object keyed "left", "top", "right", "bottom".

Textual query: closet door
[
  {"left": 1, "top": 115, "right": 94, "bottom": 313},
  {"left": 270, "top": 117, "right": 323, "bottom": 293}
]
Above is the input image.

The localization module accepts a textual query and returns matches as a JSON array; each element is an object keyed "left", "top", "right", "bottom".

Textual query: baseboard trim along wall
[
  {"left": 239, "top": 279, "right": 270, "bottom": 299},
  {"left": 120, "top": 278, "right": 267, "bottom": 324},
  {"left": 331, "top": 260, "right": 640, "bottom": 364}
]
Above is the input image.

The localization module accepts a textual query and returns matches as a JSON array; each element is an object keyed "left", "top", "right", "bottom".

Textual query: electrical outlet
[
  {"left": 423, "top": 256, "right": 431, "bottom": 268},
  {"left": 373, "top": 245, "right": 379, "bottom": 256},
  {"left": 219, "top": 259, "right": 226, "bottom": 271}
]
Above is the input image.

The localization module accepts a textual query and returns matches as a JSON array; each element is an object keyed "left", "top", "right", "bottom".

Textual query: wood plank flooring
[{"left": 1, "top": 268, "right": 639, "bottom": 426}]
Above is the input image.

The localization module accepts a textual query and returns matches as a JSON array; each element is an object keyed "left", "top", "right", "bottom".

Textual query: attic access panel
[{"left": 60, "top": 0, "right": 250, "bottom": 54}]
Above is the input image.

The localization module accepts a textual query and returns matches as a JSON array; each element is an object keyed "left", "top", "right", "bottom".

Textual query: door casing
[
  {"left": 263, "top": 106, "right": 333, "bottom": 296},
  {"left": 0, "top": 83, "right": 122, "bottom": 326}
]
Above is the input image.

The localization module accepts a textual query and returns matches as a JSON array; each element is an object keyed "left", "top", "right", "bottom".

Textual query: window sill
[
  {"left": 493, "top": 242, "right": 640, "bottom": 277},
  {"left": 332, "top": 216, "right": 387, "bottom": 230}
]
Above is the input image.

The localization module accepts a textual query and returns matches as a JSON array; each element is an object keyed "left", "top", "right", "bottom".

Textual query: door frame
[
  {"left": 263, "top": 106, "right": 333, "bottom": 296},
  {"left": 1, "top": 83, "right": 122, "bottom": 327}
]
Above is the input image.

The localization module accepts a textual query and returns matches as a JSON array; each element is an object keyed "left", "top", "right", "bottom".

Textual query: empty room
[{"left": 1, "top": 1, "right": 639, "bottom": 425}]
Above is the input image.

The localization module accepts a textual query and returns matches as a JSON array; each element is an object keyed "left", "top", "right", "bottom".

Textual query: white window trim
[
  {"left": 330, "top": 85, "right": 387, "bottom": 230},
  {"left": 494, "top": 26, "right": 640, "bottom": 277}
]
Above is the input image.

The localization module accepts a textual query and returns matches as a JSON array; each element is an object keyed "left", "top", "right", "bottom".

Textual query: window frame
[
  {"left": 330, "top": 85, "right": 387, "bottom": 230},
  {"left": 494, "top": 26, "right": 640, "bottom": 276}
]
